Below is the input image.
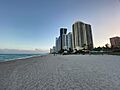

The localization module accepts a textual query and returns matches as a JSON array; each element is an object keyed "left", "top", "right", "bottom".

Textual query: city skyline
[
  {"left": 51, "top": 21, "right": 93, "bottom": 54},
  {"left": 0, "top": 0, "right": 120, "bottom": 53}
]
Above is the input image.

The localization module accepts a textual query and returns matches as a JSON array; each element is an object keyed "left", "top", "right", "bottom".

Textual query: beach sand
[{"left": 0, "top": 55, "right": 120, "bottom": 90}]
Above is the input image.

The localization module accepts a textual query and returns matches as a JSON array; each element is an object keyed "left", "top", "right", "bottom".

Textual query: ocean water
[{"left": 0, "top": 54, "right": 47, "bottom": 62}]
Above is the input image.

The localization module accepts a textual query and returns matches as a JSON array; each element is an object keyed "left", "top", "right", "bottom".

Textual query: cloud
[
  {"left": 0, "top": 48, "right": 49, "bottom": 54},
  {"left": 35, "top": 48, "right": 49, "bottom": 52}
]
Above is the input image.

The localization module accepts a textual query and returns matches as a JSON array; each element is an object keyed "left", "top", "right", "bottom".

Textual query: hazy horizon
[{"left": 0, "top": 0, "right": 120, "bottom": 53}]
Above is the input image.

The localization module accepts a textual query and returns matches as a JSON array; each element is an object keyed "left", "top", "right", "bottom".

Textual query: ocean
[{"left": 0, "top": 54, "right": 47, "bottom": 62}]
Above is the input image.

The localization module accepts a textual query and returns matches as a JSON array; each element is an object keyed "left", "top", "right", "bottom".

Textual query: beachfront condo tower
[
  {"left": 67, "top": 32, "right": 72, "bottom": 50},
  {"left": 55, "top": 36, "right": 61, "bottom": 53},
  {"left": 62, "top": 34, "right": 67, "bottom": 50},
  {"left": 60, "top": 28, "right": 67, "bottom": 50},
  {"left": 72, "top": 21, "right": 93, "bottom": 50}
]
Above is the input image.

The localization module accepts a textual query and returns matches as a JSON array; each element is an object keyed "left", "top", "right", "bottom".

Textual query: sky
[{"left": 0, "top": 0, "right": 120, "bottom": 53}]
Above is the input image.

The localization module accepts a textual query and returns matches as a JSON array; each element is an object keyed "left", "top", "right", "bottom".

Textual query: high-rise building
[
  {"left": 62, "top": 34, "right": 67, "bottom": 50},
  {"left": 50, "top": 48, "right": 53, "bottom": 54},
  {"left": 55, "top": 37, "right": 59, "bottom": 53},
  {"left": 55, "top": 36, "right": 61, "bottom": 53},
  {"left": 110, "top": 36, "right": 120, "bottom": 48},
  {"left": 53, "top": 46, "right": 56, "bottom": 53},
  {"left": 50, "top": 46, "right": 56, "bottom": 54},
  {"left": 67, "top": 32, "right": 72, "bottom": 50},
  {"left": 58, "top": 36, "right": 61, "bottom": 51},
  {"left": 72, "top": 21, "right": 93, "bottom": 50},
  {"left": 85, "top": 24, "right": 94, "bottom": 50},
  {"left": 60, "top": 28, "right": 67, "bottom": 50}
]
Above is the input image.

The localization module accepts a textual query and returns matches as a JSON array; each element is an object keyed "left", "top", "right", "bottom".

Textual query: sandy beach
[{"left": 0, "top": 55, "right": 120, "bottom": 90}]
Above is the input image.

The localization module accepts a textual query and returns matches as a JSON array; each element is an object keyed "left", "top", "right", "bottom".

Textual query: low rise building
[{"left": 110, "top": 36, "right": 120, "bottom": 48}]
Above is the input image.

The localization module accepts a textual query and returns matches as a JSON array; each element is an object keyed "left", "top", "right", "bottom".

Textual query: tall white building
[
  {"left": 50, "top": 46, "right": 56, "bottom": 53},
  {"left": 62, "top": 34, "right": 67, "bottom": 50},
  {"left": 55, "top": 36, "right": 61, "bottom": 53},
  {"left": 56, "top": 32, "right": 72, "bottom": 52},
  {"left": 55, "top": 37, "right": 59, "bottom": 53},
  {"left": 67, "top": 32, "right": 72, "bottom": 50},
  {"left": 72, "top": 21, "right": 93, "bottom": 50}
]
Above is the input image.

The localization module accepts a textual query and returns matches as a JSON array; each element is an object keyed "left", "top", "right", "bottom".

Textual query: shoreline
[
  {"left": 0, "top": 54, "right": 48, "bottom": 64},
  {"left": 0, "top": 54, "right": 48, "bottom": 63}
]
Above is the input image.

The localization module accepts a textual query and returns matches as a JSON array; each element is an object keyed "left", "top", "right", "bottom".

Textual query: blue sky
[{"left": 0, "top": 0, "right": 120, "bottom": 53}]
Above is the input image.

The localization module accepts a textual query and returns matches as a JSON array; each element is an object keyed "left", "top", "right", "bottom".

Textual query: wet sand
[{"left": 0, "top": 55, "right": 120, "bottom": 90}]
